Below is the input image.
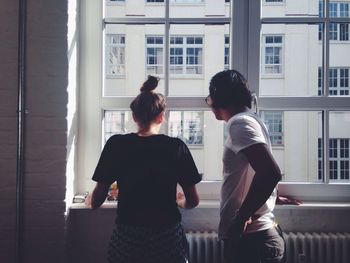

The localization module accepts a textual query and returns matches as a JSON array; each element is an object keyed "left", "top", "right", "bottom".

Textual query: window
[
  {"left": 146, "top": 36, "right": 164, "bottom": 75},
  {"left": 265, "top": 0, "right": 283, "bottom": 2},
  {"left": 79, "top": 1, "right": 350, "bottom": 202},
  {"left": 224, "top": 35, "right": 229, "bottom": 70},
  {"left": 260, "top": 0, "right": 350, "bottom": 200},
  {"left": 261, "top": 35, "right": 283, "bottom": 75},
  {"left": 104, "top": 111, "right": 127, "bottom": 142},
  {"left": 319, "top": 138, "right": 350, "bottom": 180},
  {"left": 319, "top": 1, "right": 350, "bottom": 41},
  {"left": 104, "top": 111, "right": 137, "bottom": 142},
  {"left": 147, "top": 0, "right": 164, "bottom": 2},
  {"left": 170, "top": 36, "right": 203, "bottom": 75},
  {"left": 168, "top": 111, "right": 204, "bottom": 146},
  {"left": 318, "top": 67, "right": 350, "bottom": 96},
  {"left": 261, "top": 111, "right": 283, "bottom": 146},
  {"left": 106, "top": 34, "right": 125, "bottom": 77}
]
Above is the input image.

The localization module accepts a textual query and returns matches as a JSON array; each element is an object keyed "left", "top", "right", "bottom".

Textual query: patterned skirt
[{"left": 107, "top": 222, "right": 189, "bottom": 263}]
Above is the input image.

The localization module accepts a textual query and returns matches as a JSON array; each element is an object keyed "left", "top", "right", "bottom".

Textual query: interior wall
[
  {"left": 0, "top": 0, "right": 69, "bottom": 262},
  {"left": 66, "top": 206, "right": 350, "bottom": 263},
  {"left": 0, "top": 1, "right": 19, "bottom": 262}
]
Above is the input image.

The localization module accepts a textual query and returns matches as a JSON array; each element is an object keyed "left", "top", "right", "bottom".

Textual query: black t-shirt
[{"left": 92, "top": 133, "right": 202, "bottom": 228}]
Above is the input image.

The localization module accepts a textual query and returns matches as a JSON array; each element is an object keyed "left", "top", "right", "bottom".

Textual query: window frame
[
  {"left": 105, "top": 34, "right": 125, "bottom": 78},
  {"left": 319, "top": 1, "right": 350, "bottom": 42},
  {"left": 260, "top": 0, "right": 350, "bottom": 202},
  {"left": 224, "top": 35, "right": 229, "bottom": 70},
  {"left": 318, "top": 67, "right": 350, "bottom": 96},
  {"left": 79, "top": 0, "right": 350, "bottom": 202},
  {"left": 169, "top": 35, "right": 203, "bottom": 75},
  {"left": 261, "top": 110, "right": 284, "bottom": 146},
  {"left": 319, "top": 138, "right": 350, "bottom": 181},
  {"left": 261, "top": 34, "right": 284, "bottom": 77},
  {"left": 146, "top": 35, "right": 165, "bottom": 76}
]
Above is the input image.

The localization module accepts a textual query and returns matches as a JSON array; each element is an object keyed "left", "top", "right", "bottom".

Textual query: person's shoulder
[
  {"left": 107, "top": 133, "right": 133, "bottom": 144},
  {"left": 157, "top": 135, "right": 186, "bottom": 148},
  {"left": 229, "top": 112, "right": 260, "bottom": 127},
  {"left": 157, "top": 134, "right": 181, "bottom": 143}
]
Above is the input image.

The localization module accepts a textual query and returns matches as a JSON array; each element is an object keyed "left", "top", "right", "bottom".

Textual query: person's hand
[
  {"left": 176, "top": 191, "right": 186, "bottom": 208},
  {"left": 226, "top": 216, "right": 252, "bottom": 243},
  {"left": 85, "top": 193, "right": 92, "bottom": 208},
  {"left": 276, "top": 195, "right": 302, "bottom": 205}
]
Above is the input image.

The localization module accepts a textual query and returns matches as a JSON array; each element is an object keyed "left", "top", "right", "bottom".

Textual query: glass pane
[
  {"left": 260, "top": 24, "right": 322, "bottom": 97},
  {"left": 261, "top": 0, "right": 319, "bottom": 18},
  {"left": 104, "top": 111, "right": 137, "bottom": 142},
  {"left": 170, "top": 0, "right": 230, "bottom": 18},
  {"left": 329, "top": 111, "right": 350, "bottom": 181},
  {"left": 168, "top": 111, "right": 204, "bottom": 145},
  {"left": 329, "top": 23, "right": 350, "bottom": 96},
  {"left": 168, "top": 110, "right": 223, "bottom": 181},
  {"left": 260, "top": 111, "right": 322, "bottom": 182},
  {"left": 169, "top": 24, "right": 230, "bottom": 96},
  {"left": 104, "top": 24, "right": 165, "bottom": 96},
  {"left": 105, "top": 0, "right": 165, "bottom": 18}
]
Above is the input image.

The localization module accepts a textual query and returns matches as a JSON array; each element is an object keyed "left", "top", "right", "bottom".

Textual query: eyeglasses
[{"left": 205, "top": 95, "right": 214, "bottom": 107}]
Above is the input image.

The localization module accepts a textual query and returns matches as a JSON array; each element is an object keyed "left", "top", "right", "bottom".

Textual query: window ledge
[
  {"left": 196, "top": 200, "right": 350, "bottom": 210},
  {"left": 260, "top": 74, "right": 285, "bottom": 79},
  {"left": 69, "top": 200, "right": 350, "bottom": 210}
]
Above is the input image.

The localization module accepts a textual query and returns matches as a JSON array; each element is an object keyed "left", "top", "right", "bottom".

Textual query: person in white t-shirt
[{"left": 205, "top": 69, "right": 285, "bottom": 263}]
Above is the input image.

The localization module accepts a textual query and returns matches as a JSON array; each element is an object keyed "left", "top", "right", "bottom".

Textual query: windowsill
[
  {"left": 170, "top": 3, "right": 205, "bottom": 6},
  {"left": 188, "top": 144, "right": 204, "bottom": 149},
  {"left": 106, "top": 75, "right": 125, "bottom": 79},
  {"left": 319, "top": 40, "right": 350, "bottom": 44},
  {"left": 106, "top": 2, "right": 125, "bottom": 6},
  {"left": 70, "top": 200, "right": 350, "bottom": 210},
  {"left": 260, "top": 74, "right": 285, "bottom": 79}
]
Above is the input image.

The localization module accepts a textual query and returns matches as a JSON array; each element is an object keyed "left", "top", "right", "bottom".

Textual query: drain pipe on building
[{"left": 16, "top": 0, "right": 27, "bottom": 262}]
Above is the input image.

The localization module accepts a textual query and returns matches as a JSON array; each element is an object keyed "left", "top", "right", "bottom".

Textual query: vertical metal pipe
[
  {"left": 16, "top": 0, "right": 27, "bottom": 262},
  {"left": 164, "top": 0, "right": 170, "bottom": 135},
  {"left": 164, "top": 0, "right": 170, "bottom": 97}
]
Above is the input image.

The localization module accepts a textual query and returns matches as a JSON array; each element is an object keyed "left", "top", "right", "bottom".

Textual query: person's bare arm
[
  {"left": 227, "top": 143, "right": 282, "bottom": 238},
  {"left": 90, "top": 182, "right": 110, "bottom": 209},
  {"left": 177, "top": 185, "right": 199, "bottom": 209},
  {"left": 238, "top": 143, "right": 282, "bottom": 219}
]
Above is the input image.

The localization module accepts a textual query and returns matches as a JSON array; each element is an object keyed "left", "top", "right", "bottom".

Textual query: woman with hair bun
[{"left": 88, "top": 75, "right": 201, "bottom": 263}]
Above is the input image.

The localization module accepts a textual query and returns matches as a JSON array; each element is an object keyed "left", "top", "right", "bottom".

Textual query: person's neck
[
  {"left": 137, "top": 124, "right": 161, "bottom": 137},
  {"left": 223, "top": 106, "right": 250, "bottom": 122}
]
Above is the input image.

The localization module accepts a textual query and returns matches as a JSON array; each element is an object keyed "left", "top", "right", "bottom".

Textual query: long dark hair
[
  {"left": 130, "top": 75, "right": 166, "bottom": 127},
  {"left": 209, "top": 69, "right": 252, "bottom": 109}
]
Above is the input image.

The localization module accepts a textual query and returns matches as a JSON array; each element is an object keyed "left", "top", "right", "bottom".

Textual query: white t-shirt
[{"left": 218, "top": 111, "right": 277, "bottom": 239}]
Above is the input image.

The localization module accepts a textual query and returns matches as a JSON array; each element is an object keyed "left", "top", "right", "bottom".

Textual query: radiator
[{"left": 186, "top": 232, "right": 350, "bottom": 263}]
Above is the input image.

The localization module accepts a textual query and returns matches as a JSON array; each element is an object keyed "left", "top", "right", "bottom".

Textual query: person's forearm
[
  {"left": 91, "top": 184, "right": 109, "bottom": 209},
  {"left": 238, "top": 171, "right": 281, "bottom": 221},
  {"left": 177, "top": 198, "right": 197, "bottom": 209}
]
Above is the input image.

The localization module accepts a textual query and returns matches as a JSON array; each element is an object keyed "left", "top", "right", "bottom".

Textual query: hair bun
[{"left": 140, "top": 75, "right": 159, "bottom": 92}]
